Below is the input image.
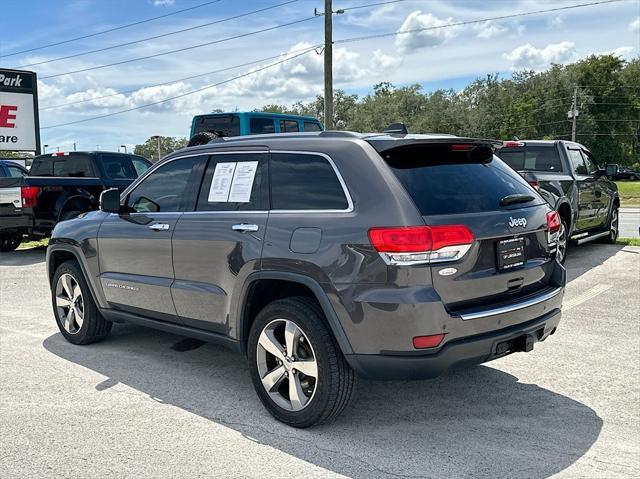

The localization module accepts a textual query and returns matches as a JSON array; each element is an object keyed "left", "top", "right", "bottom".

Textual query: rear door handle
[
  {"left": 232, "top": 223, "right": 259, "bottom": 232},
  {"left": 149, "top": 223, "right": 170, "bottom": 231}
]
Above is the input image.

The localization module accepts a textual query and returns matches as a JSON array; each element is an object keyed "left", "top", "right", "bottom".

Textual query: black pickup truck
[
  {"left": 496, "top": 140, "right": 620, "bottom": 263},
  {"left": 0, "top": 151, "right": 150, "bottom": 252}
]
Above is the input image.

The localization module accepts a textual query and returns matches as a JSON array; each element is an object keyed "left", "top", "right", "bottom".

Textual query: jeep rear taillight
[
  {"left": 368, "top": 225, "right": 474, "bottom": 265},
  {"left": 546, "top": 211, "right": 561, "bottom": 233},
  {"left": 21, "top": 186, "right": 40, "bottom": 208},
  {"left": 503, "top": 141, "right": 525, "bottom": 147}
]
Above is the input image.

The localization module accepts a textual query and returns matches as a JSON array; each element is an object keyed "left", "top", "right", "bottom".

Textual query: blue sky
[{"left": 1, "top": 0, "right": 638, "bottom": 152}]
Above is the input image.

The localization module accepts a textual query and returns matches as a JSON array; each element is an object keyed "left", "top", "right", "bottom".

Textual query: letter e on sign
[{"left": 0, "top": 105, "right": 17, "bottom": 128}]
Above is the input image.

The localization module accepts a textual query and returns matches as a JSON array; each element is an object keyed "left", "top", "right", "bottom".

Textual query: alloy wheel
[
  {"left": 556, "top": 222, "right": 567, "bottom": 263},
  {"left": 55, "top": 273, "right": 85, "bottom": 334},
  {"left": 610, "top": 208, "right": 619, "bottom": 241},
  {"left": 256, "top": 319, "right": 318, "bottom": 411}
]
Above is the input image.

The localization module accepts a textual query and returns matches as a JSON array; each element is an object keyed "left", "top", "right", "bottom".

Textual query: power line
[
  {"left": 339, "top": 0, "right": 410, "bottom": 12},
  {"left": 41, "top": 15, "right": 319, "bottom": 80},
  {"left": 0, "top": 0, "right": 224, "bottom": 59},
  {"left": 18, "top": 1, "right": 297, "bottom": 68},
  {"left": 39, "top": 45, "right": 319, "bottom": 111},
  {"left": 41, "top": 47, "right": 319, "bottom": 130},
  {"left": 334, "top": 0, "right": 624, "bottom": 45}
]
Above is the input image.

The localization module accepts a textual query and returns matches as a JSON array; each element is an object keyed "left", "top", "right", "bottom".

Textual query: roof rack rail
[{"left": 318, "top": 131, "right": 362, "bottom": 138}]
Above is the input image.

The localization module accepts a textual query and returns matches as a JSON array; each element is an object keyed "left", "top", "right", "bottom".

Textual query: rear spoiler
[
  {"left": 364, "top": 137, "right": 503, "bottom": 154},
  {"left": 365, "top": 137, "right": 503, "bottom": 154}
]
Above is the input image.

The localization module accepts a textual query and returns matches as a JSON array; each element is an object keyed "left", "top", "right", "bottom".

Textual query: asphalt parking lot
[{"left": 1, "top": 244, "right": 639, "bottom": 479}]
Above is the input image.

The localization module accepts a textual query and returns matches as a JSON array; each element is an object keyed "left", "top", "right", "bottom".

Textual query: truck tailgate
[{"left": 0, "top": 178, "right": 22, "bottom": 210}]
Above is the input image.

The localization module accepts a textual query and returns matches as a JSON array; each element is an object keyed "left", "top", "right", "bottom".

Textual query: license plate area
[{"left": 496, "top": 237, "right": 525, "bottom": 270}]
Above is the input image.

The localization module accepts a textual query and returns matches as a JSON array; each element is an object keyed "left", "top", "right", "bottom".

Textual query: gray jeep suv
[{"left": 47, "top": 132, "right": 565, "bottom": 427}]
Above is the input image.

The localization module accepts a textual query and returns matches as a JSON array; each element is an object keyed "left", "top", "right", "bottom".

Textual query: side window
[
  {"left": 270, "top": 153, "right": 348, "bottom": 210},
  {"left": 102, "top": 154, "right": 135, "bottom": 179},
  {"left": 279, "top": 120, "right": 299, "bottom": 133},
  {"left": 197, "top": 154, "right": 267, "bottom": 211},
  {"left": 7, "top": 166, "right": 26, "bottom": 177},
  {"left": 127, "top": 157, "right": 200, "bottom": 213},
  {"left": 303, "top": 121, "right": 322, "bottom": 132},
  {"left": 249, "top": 117, "right": 276, "bottom": 135},
  {"left": 131, "top": 157, "right": 150, "bottom": 177},
  {"left": 567, "top": 149, "right": 587, "bottom": 175},
  {"left": 582, "top": 151, "right": 598, "bottom": 174}
]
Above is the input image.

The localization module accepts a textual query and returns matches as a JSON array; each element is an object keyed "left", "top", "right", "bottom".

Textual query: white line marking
[{"left": 563, "top": 284, "right": 612, "bottom": 311}]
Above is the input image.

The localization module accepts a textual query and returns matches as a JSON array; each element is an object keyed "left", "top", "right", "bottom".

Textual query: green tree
[{"left": 134, "top": 136, "right": 188, "bottom": 162}]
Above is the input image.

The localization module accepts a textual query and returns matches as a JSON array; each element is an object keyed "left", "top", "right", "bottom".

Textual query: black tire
[
  {"left": 187, "top": 131, "right": 219, "bottom": 147},
  {"left": 555, "top": 218, "right": 569, "bottom": 264},
  {"left": 630, "top": 175, "right": 637, "bottom": 181},
  {"left": 247, "top": 297, "right": 356, "bottom": 428},
  {"left": 52, "top": 260, "right": 112, "bottom": 345},
  {"left": 602, "top": 204, "right": 619, "bottom": 244},
  {"left": 0, "top": 232, "right": 21, "bottom": 252}
]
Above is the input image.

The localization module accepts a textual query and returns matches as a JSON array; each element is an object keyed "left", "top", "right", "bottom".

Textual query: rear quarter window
[
  {"left": 384, "top": 145, "right": 543, "bottom": 216},
  {"left": 270, "top": 153, "right": 348, "bottom": 210}
]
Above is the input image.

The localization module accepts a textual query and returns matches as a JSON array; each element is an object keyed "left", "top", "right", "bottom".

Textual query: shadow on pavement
[
  {"left": 0, "top": 247, "right": 46, "bottom": 266},
  {"left": 564, "top": 243, "right": 628, "bottom": 282},
  {"left": 43, "top": 325, "right": 603, "bottom": 479}
]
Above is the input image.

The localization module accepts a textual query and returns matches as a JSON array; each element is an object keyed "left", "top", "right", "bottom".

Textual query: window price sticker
[{"left": 208, "top": 161, "right": 258, "bottom": 203}]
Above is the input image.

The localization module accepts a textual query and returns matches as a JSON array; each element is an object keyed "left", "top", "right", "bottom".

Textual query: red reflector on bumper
[{"left": 413, "top": 333, "right": 446, "bottom": 349}]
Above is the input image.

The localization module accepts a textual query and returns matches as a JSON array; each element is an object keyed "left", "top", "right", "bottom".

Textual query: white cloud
[
  {"left": 395, "top": 11, "right": 458, "bottom": 53},
  {"left": 505, "top": 41, "right": 575, "bottom": 70},
  {"left": 630, "top": 17, "right": 640, "bottom": 31},
  {"left": 597, "top": 46, "right": 635, "bottom": 60},
  {"left": 549, "top": 16, "right": 564, "bottom": 28},
  {"left": 153, "top": 0, "right": 175, "bottom": 6},
  {"left": 473, "top": 21, "right": 507, "bottom": 39},
  {"left": 370, "top": 49, "right": 402, "bottom": 71}
]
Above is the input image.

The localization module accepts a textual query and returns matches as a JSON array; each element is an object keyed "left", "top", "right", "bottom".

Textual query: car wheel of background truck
[
  {"left": 0, "top": 232, "right": 21, "bottom": 252},
  {"left": 248, "top": 296, "right": 356, "bottom": 428},
  {"left": 602, "top": 205, "right": 619, "bottom": 245},
  {"left": 52, "top": 260, "right": 112, "bottom": 345}
]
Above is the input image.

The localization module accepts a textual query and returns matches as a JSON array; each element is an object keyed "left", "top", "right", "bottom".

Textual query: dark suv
[{"left": 47, "top": 132, "right": 565, "bottom": 427}]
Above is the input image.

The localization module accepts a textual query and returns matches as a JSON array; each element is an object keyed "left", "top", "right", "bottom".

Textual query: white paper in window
[
  {"left": 208, "top": 162, "right": 236, "bottom": 202},
  {"left": 228, "top": 161, "right": 259, "bottom": 203}
]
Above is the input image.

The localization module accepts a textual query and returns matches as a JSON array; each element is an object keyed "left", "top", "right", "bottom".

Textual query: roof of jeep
[{"left": 169, "top": 131, "right": 503, "bottom": 159}]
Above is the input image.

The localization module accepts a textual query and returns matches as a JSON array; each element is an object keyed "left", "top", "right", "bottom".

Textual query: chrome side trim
[
  {"left": 576, "top": 231, "right": 609, "bottom": 245},
  {"left": 459, "top": 287, "right": 563, "bottom": 321}
]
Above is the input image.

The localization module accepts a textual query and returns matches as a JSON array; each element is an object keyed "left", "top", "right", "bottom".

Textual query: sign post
[{"left": 0, "top": 68, "right": 41, "bottom": 154}]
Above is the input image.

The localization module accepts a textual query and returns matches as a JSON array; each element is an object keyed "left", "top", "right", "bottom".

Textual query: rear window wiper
[{"left": 499, "top": 194, "right": 535, "bottom": 207}]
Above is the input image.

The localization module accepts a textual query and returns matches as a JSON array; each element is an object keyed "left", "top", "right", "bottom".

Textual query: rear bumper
[
  {"left": 0, "top": 213, "right": 32, "bottom": 232},
  {"left": 345, "top": 307, "right": 561, "bottom": 380}
]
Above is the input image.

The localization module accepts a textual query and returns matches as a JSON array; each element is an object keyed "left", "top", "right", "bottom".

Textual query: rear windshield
[
  {"left": 383, "top": 145, "right": 543, "bottom": 216},
  {"left": 31, "top": 154, "right": 95, "bottom": 177},
  {"left": 497, "top": 146, "right": 562, "bottom": 172},
  {"left": 193, "top": 114, "right": 240, "bottom": 137}
]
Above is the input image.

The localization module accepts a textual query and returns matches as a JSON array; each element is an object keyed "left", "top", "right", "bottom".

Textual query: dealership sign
[{"left": 0, "top": 69, "right": 41, "bottom": 152}]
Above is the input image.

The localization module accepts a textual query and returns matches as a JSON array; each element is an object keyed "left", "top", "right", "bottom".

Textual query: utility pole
[
  {"left": 316, "top": 1, "right": 343, "bottom": 130},
  {"left": 324, "top": 0, "right": 333, "bottom": 130},
  {"left": 569, "top": 87, "right": 579, "bottom": 142},
  {"left": 151, "top": 136, "right": 161, "bottom": 161},
  {"left": 73, "top": 142, "right": 76, "bottom": 152}
]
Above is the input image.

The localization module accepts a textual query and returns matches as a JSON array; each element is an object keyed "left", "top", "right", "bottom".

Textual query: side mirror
[
  {"left": 605, "top": 164, "right": 617, "bottom": 176},
  {"left": 594, "top": 168, "right": 606, "bottom": 178},
  {"left": 99, "top": 188, "right": 121, "bottom": 214}
]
